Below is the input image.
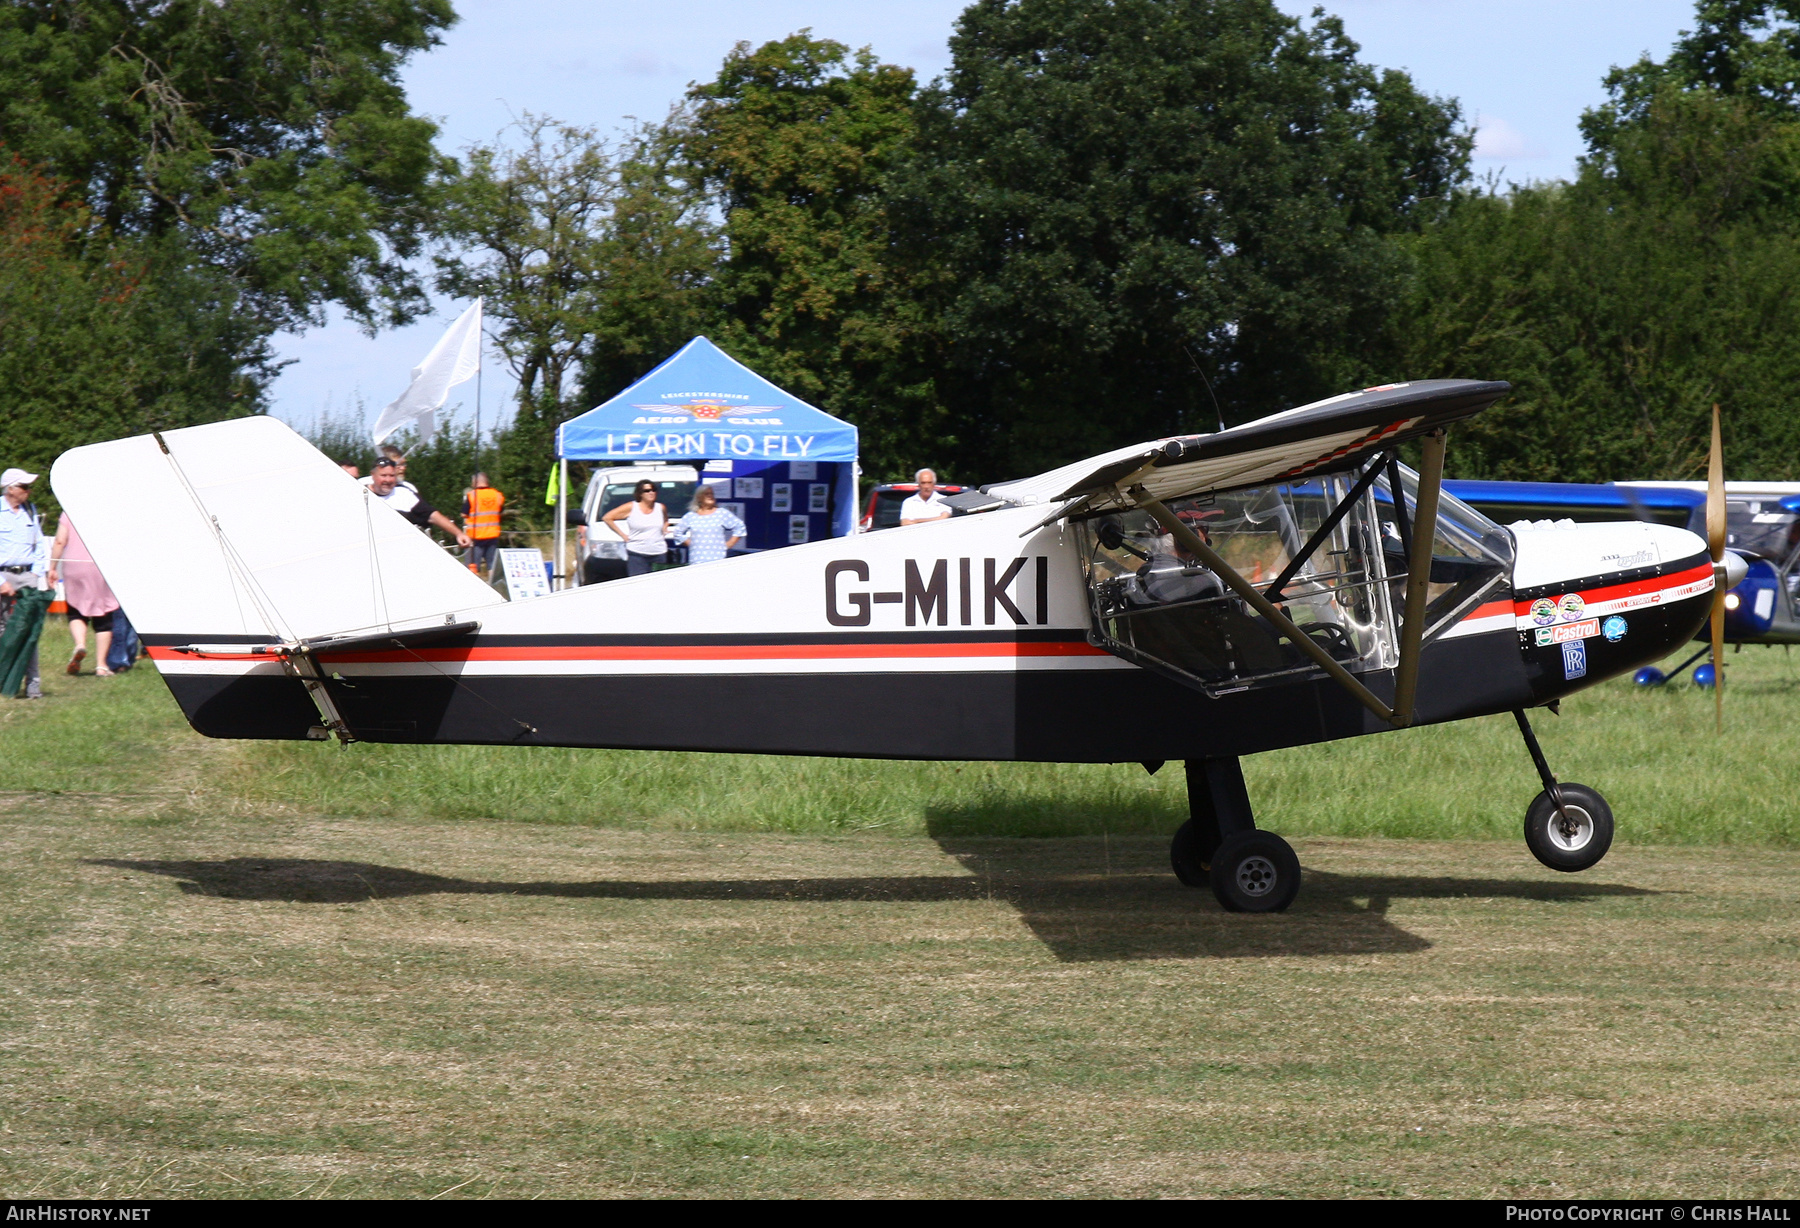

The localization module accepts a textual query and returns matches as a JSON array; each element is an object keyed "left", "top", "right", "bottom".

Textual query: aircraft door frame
[{"left": 1073, "top": 470, "right": 1403, "bottom": 697}]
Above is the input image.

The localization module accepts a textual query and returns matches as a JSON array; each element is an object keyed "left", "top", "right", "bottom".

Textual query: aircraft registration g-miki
[{"left": 53, "top": 381, "right": 1745, "bottom": 914}]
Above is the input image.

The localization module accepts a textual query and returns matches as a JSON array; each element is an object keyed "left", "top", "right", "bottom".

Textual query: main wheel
[
  {"left": 1169, "top": 819, "right": 1218, "bottom": 887},
  {"left": 1523, "top": 783, "right": 1614, "bottom": 872},
  {"left": 1208, "top": 830, "right": 1301, "bottom": 913}
]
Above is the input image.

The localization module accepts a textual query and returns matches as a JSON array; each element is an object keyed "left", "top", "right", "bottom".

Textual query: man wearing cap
[
  {"left": 368, "top": 458, "right": 471, "bottom": 548},
  {"left": 0, "top": 468, "right": 48, "bottom": 697}
]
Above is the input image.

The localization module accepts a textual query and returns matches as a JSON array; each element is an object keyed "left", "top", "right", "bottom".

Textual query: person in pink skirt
[{"left": 47, "top": 514, "right": 120, "bottom": 677}]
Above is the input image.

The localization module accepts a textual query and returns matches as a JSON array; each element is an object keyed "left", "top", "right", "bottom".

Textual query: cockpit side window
[
  {"left": 1373, "top": 466, "right": 1514, "bottom": 631},
  {"left": 1725, "top": 501, "right": 1800, "bottom": 564},
  {"left": 1076, "top": 476, "right": 1400, "bottom": 695},
  {"left": 1075, "top": 463, "right": 1514, "bottom": 698}
]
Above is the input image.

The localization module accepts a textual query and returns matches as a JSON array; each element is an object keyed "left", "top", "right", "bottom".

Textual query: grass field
[{"left": 2, "top": 619, "right": 1798, "bottom": 1197}]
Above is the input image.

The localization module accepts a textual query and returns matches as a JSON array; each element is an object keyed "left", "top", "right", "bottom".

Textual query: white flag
[{"left": 371, "top": 298, "right": 482, "bottom": 447}]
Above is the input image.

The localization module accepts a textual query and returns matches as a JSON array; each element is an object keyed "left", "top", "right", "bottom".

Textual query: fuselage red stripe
[{"left": 1511, "top": 562, "right": 1712, "bottom": 615}]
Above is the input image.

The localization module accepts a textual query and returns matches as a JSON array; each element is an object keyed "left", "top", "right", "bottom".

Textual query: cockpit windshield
[
  {"left": 1725, "top": 500, "right": 1800, "bottom": 565},
  {"left": 1374, "top": 465, "right": 1516, "bottom": 628},
  {"left": 1075, "top": 461, "right": 1513, "bottom": 697}
]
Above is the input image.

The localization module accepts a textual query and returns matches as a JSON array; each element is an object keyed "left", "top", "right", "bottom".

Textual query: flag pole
[
  {"left": 556, "top": 456, "right": 568, "bottom": 591},
  {"left": 474, "top": 304, "right": 483, "bottom": 490}
]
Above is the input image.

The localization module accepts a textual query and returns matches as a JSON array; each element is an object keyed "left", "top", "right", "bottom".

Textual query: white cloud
[
  {"left": 1473, "top": 115, "right": 1547, "bottom": 160},
  {"left": 616, "top": 50, "right": 680, "bottom": 77}
]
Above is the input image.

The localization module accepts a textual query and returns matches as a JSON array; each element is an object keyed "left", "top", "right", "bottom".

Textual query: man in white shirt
[
  {"left": 0, "top": 467, "right": 46, "bottom": 697},
  {"left": 898, "top": 468, "right": 953, "bottom": 525},
  {"left": 368, "top": 458, "right": 471, "bottom": 548}
]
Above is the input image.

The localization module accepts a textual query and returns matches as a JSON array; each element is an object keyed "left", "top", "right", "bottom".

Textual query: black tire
[
  {"left": 584, "top": 556, "right": 628, "bottom": 585},
  {"left": 1524, "top": 783, "right": 1614, "bottom": 872},
  {"left": 1170, "top": 819, "right": 1217, "bottom": 887},
  {"left": 1209, "top": 830, "right": 1301, "bottom": 913}
]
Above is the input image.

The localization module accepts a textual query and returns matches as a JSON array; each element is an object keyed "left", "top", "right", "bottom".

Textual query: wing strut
[
  {"left": 1388, "top": 429, "right": 1447, "bottom": 726},
  {"left": 1129, "top": 486, "right": 1396, "bottom": 724},
  {"left": 1125, "top": 426, "right": 1450, "bottom": 729}
]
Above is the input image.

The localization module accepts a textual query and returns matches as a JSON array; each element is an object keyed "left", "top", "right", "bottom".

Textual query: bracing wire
[
  {"left": 393, "top": 642, "right": 538, "bottom": 737},
  {"left": 156, "top": 435, "right": 289, "bottom": 642},
  {"left": 362, "top": 490, "right": 392, "bottom": 632}
]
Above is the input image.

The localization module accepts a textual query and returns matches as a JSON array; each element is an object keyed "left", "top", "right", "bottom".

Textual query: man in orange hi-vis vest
[{"left": 461, "top": 472, "right": 505, "bottom": 577}]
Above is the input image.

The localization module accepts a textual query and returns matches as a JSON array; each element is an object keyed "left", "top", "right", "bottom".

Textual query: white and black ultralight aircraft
[{"left": 53, "top": 381, "right": 1744, "bottom": 913}]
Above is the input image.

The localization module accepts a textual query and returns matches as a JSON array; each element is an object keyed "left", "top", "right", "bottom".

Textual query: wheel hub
[
  {"left": 1548, "top": 804, "right": 1594, "bottom": 852},
  {"left": 1236, "top": 854, "right": 1278, "bottom": 898}
]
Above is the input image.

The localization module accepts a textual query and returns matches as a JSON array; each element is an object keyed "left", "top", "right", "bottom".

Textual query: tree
[
  {"left": 888, "top": 0, "right": 1470, "bottom": 480},
  {"left": 1584, "top": 1, "right": 1800, "bottom": 137},
  {"left": 1388, "top": 3, "right": 1800, "bottom": 482},
  {"left": 0, "top": 0, "right": 453, "bottom": 334},
  {"left": 676, "top": 33, "right": 943, "bottom": 481},
  {"left": 579, "top": 114, "right": 722, "bottom": 409},
  {"left": 0, "top": 154, "right": 274, "bottom": 510},
  {"left": 436, "top": 115, "right": 719, "bottom": 516}
]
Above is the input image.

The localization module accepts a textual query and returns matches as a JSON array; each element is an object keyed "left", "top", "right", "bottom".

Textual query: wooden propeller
[{"left": 1707, "top": 404, "right": 1726, "bottom": 733}]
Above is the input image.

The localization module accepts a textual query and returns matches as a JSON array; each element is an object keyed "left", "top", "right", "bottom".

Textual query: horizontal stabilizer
[{"left": 167, "top": 620, "right": 483, "bottom": 660}]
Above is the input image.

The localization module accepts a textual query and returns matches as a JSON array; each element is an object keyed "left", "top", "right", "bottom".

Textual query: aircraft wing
[{"left": 983, "top": 379, "right": 1510, "bottom": 512}]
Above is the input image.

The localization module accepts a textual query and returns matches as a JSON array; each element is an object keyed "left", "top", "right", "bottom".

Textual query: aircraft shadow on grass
[{"left": 89, "top": 840, "right": 1659, "bottom": 964}]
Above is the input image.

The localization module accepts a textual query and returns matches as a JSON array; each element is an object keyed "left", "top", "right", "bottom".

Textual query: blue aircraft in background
[{"left": 1445, "top": 478, "right": 1800, "bottom": 686}]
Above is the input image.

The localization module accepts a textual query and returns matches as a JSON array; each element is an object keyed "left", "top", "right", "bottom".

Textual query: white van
[{"left": 576, "top": 461, "right": 699, "bottom": 584}]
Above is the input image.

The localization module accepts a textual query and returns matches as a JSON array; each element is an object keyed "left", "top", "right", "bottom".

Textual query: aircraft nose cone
[{"left": 1719, "top": 550, "right": 1749, "bottom": 590}]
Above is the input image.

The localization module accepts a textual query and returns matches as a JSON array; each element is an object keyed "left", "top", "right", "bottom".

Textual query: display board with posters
[{"left": 499, "top": 548, "right": 553, "bottom": 600}]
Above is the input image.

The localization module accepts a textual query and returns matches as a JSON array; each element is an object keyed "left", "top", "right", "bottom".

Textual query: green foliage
[
  {"left": 676, "top": 33, "right": 944, "bottom": 482},
  {"left": 1392, "top": 4, "right": 1800, "bottom": 482},
  {"left": 0, "top": 0, "right": 453, "bottom": 333},
  {"left": 580, "top": 117, "right": 726, "bottom": 407},
  {"left": 1586, "top": 1, "right": 1800, "bottom": 135},
  {"left": 0, "top": 0, "right": 452, "bottom": 498},
  {"left": 890, "top": 0, "right": 1470, "bottom": 480},
  {"left": 437, "top": 116, "right": 721, "bottom": 514},
  {"left": 0, "top": 157, "right": 272, "bottom": 512}
]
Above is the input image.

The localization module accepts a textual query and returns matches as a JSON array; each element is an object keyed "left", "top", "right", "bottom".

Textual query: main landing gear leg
[
  {"left": 1171, "top": 757, "right": 1301, "bottom": 912},
  {"left": 1512, "top": 708, "right": 1614, "bottom": 872}
]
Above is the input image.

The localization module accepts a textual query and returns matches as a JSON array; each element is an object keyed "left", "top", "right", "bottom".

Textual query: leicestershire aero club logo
[{"left": 634, "top": 398, "right": 783, "bottom": 422}]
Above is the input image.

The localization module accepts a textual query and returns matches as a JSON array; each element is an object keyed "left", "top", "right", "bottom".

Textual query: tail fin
[{"left": 52, "top": 416, "right": 504, "bottom": 644}]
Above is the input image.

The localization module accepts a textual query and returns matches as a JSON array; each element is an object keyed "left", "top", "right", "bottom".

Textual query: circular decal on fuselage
[
  {"left": 1559, "top": 593, "right": 1586, "bottom": 621},
  {"left": 1531, "top": 598, "right": 1558, "bottom": 626},
  {"left": 1602, "top": 615, "right": 1627, "bottom": 642}
]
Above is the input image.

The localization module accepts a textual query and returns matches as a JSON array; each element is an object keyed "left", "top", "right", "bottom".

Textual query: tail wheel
[
  {"left": 1524, "top": 783, "right": 1614, "bottom": 872},
  {"left": 1209, "top": 830, "right": 1301, "bottom": 913},
  {"left": 1169, "top": 819, "right": 1216, "bottom": 887}
]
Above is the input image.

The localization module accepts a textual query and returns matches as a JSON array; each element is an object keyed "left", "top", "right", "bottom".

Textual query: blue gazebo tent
[{"left": 554, "top": 337, "right": 860, "bottom": 565}]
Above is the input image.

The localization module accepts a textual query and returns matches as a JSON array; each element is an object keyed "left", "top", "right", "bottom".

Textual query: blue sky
[{"left": 269, "top": 0, "right": 1702, "bottom": 437}]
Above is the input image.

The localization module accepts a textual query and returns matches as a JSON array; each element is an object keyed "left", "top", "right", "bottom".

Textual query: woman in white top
[{"left": 602, "top": 480, "right": 670, "bottom": 577}]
